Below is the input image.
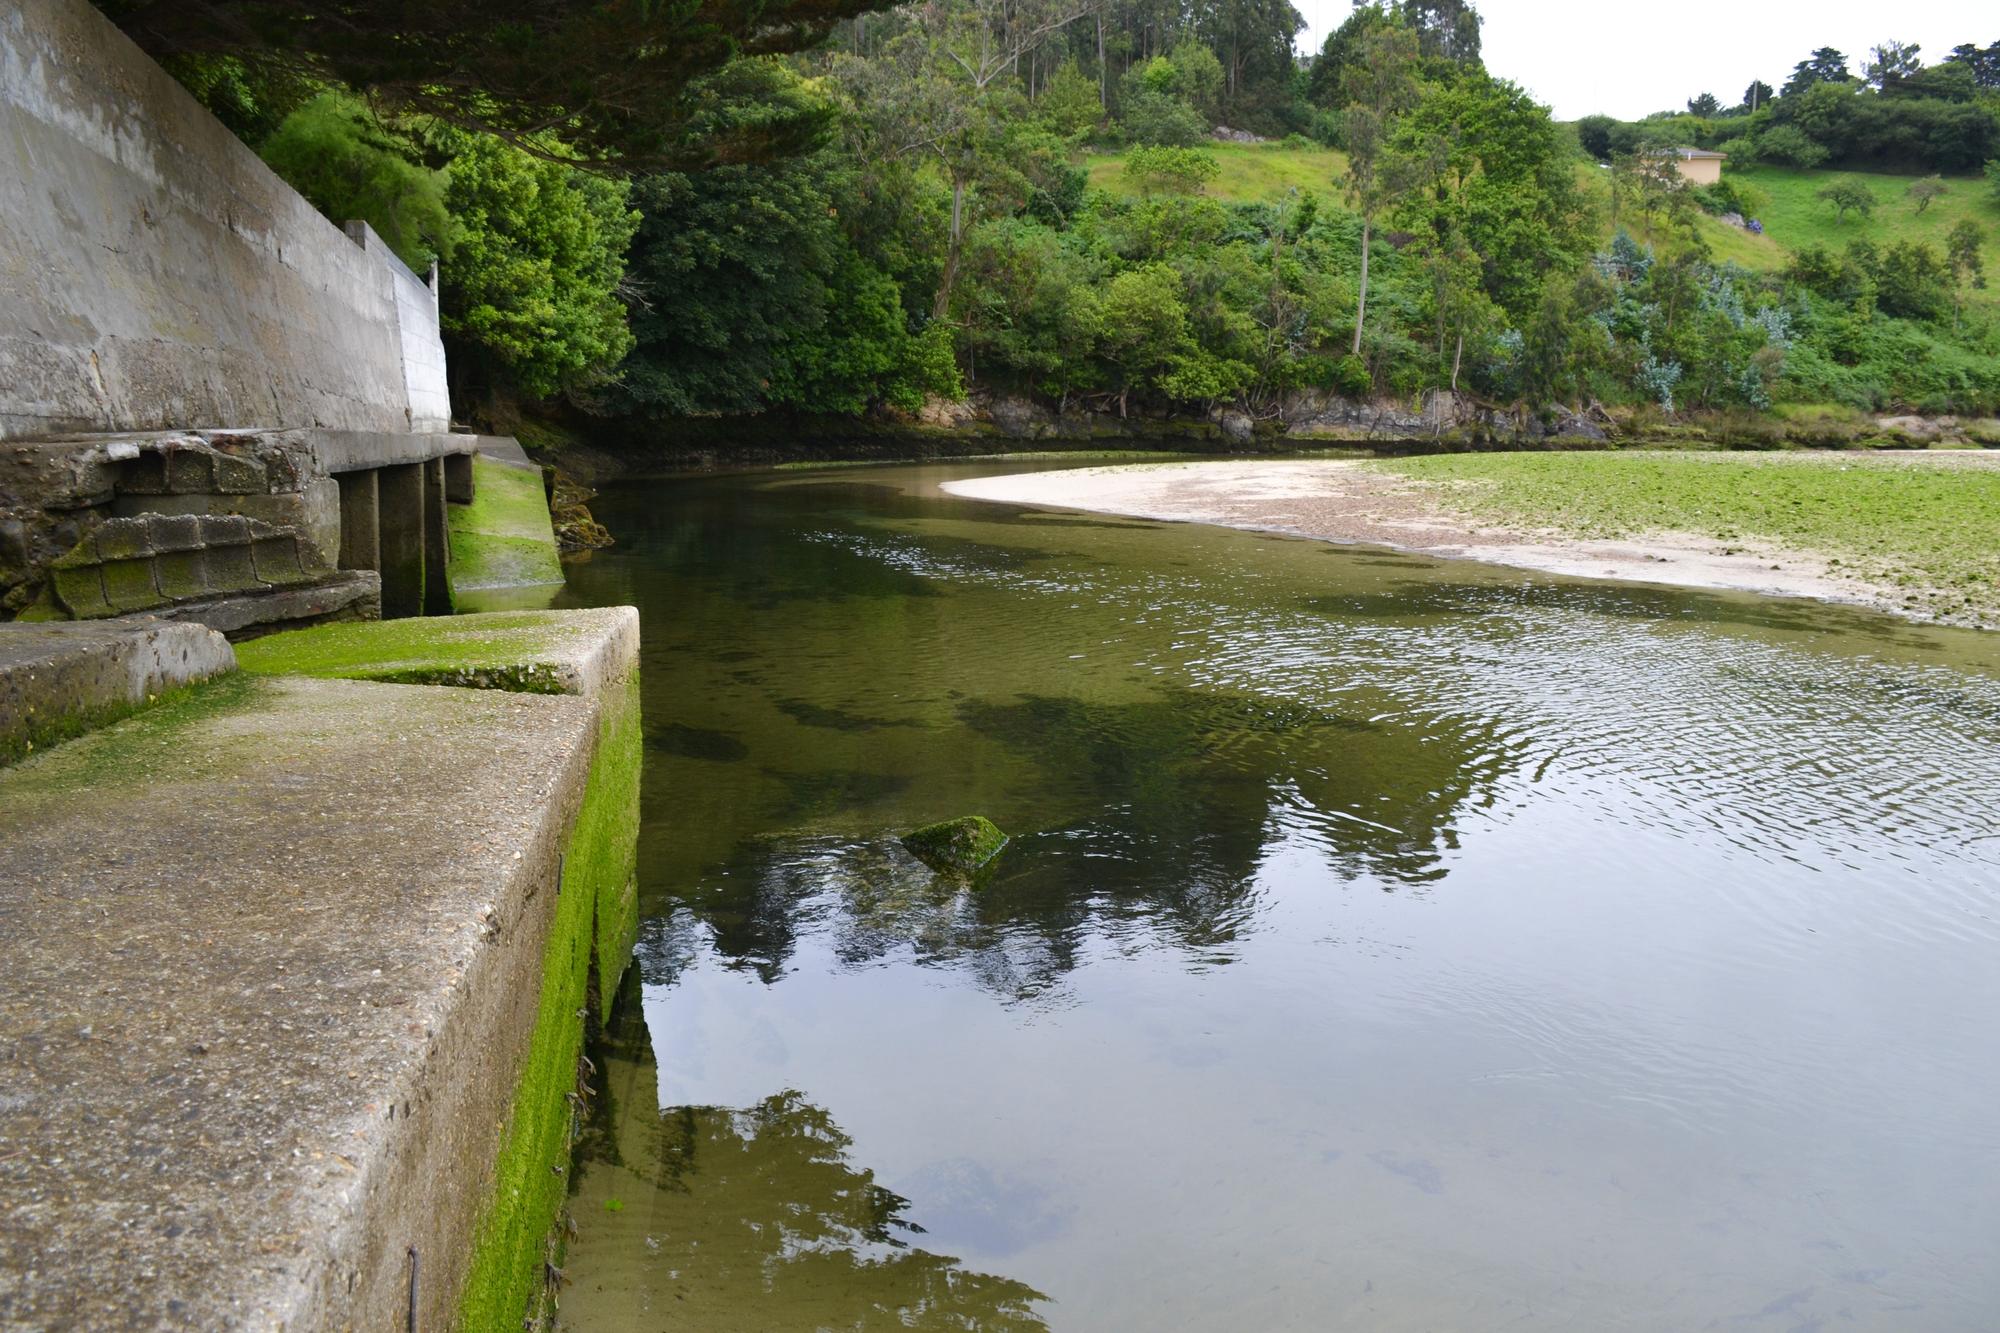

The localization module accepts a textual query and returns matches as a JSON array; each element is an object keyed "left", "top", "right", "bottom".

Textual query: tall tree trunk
[
  {"left": 1097, "top": 15, "right": 1107, "bottom": 108},
  {"left": 934, "top": 174, "right": 967, "bottom": 321},
  {"left": 1451, "top": 332, "right": 1464, "bottom": 392},
  {"left": 1351, "top": 217, "right": 1372, "bottom": 357}
]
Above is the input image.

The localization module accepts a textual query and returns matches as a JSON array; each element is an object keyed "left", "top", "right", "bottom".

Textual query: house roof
[{"left": 1676, "top": 147, "right": 1728, "bottom": 160}]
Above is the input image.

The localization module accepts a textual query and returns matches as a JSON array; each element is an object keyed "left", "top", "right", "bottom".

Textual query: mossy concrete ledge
[
  {"left": 0, "top": 619, "right": 235, "bottom": 766},
  {"left": 236, "top": 607, "right": 642, "bottom": 1328},
  {"left": 0, "top": 672, "right": 601, "bottom": 1329}
]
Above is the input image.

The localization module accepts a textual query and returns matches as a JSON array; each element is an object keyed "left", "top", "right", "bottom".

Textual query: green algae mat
[{"left": 448, "top": 455, "right": 564, "bottom": 611}]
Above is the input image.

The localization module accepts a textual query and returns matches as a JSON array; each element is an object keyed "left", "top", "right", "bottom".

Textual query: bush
[
  {"left": 1329, "top": 354, "right": 1372, "bottom": 398},
  {"left": 1751, "top": 124, "right": 1829, "bottom": 168},
  {"left": 1121, "top": 89, "right": 1209, "bottom": 147},
  {"left": 1122, "top": 146, "right": 1220, "bottom": 195},
  {"left": 259, "top": 93, "right": 452, "bottom": 270}
]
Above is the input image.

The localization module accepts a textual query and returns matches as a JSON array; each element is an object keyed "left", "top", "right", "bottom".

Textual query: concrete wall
[
  {"left": 345, "top": 224, "right": 453, "bottom": 434},
  {"left": 0, "top": 0, "right": 451, "bottom": 440}
]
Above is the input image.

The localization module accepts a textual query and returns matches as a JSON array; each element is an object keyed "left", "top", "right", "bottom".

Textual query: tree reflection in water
[{"left": 560, "top": 984, "right": 1050, "bottom": 1332}]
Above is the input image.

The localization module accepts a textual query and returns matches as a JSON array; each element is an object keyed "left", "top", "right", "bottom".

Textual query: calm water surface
[{"left": 554, "top": 461, "right": 2000, "bottom": 1331}]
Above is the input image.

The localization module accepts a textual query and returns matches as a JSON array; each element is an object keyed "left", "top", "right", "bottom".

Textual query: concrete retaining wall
[{"left": 0, "top": 0, "right": 451, "bottom": 439}]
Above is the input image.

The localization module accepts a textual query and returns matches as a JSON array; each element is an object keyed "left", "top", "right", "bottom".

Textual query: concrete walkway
[{"left": 0, "top": 610, "right": 638, "bottom": 1328}]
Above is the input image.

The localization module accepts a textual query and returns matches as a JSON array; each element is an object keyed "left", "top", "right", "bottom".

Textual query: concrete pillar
[
  {"left": 377, "top": 464, "right": 425, "bottom": 619},
  {"left": 336, "top": 470, "right": 380, "bottom": 572},
  {"left": 422, "top": 456, "right": 451, "bottom": 616},
  {"left": 444, "top": 452, "right": 474, "bottom": 505}
]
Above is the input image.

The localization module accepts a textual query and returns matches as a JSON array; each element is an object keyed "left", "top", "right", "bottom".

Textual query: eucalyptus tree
[{"left": 1338, "top": 21, "right": 1422, "bottom": 355}]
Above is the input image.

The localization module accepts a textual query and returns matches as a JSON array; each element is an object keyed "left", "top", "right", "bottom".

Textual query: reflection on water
[{"left": 557, "top": 461, "right": 2000, "bottom": 1330}]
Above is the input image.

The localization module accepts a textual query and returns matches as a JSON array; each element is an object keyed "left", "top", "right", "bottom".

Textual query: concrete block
[
  {"left": 197, "top": 536, "right": 259, "bottom": 593},
  {"left": 250, "top": 534, "right": 310, "bottom": 586},
  {"left": 50, "top": 562, "right": 112, "bottom": 618},
  {"left": 337, "top": 469, "right": 381, "bottom": 572},
  {"left": 0, "top": 674, "right": 595, "bottom": 1326},
  {"left": 209, "top": 449, "right": 266, "bottom": 494},
  {"left": 93, "top": 518, "right": 155, "bottom": 563},
  {"left": 164, "top": 447, "right": 215, "bottom": 494},
  {"left": 196, "top": 514, "right": 251, "bottom": 547},
  {"left": 151, "top": 549, "right": 208, "bottom": 601},
  {"left": 445, "top": 450, "right": 474, "bottom": 504},
  {"left": 0, "top": 619, "right": 235, "bottom": 764},
  {"left": 147, "top": 513, "right": 202, "bottom": 550},
  {"left": 377, "top": 463, "right": 425, "bottom": 619},
  {"left": 116, "top": 449, "right": 171, "bottom": 494},
  {"left": 423, "top": 456, "right": 451, "bottom": 615},
  {"left": 147, "top": 570, "right": 382, "bottom": 640},
  {"left": 99, "top": 557, "right": 166, "bottom": 613}
]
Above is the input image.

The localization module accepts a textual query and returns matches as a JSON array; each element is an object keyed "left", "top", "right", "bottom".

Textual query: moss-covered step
[
  {"left": 236, "top": 607, "right": 642, "bottom": 1330},
  {"left": 448, "top": 455, "right": 564, "bottom": 613},
  {"left": 0, "top": 671, "right": 600, "bottom": 1328}
]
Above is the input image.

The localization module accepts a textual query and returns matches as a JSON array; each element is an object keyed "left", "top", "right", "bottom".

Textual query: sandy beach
[{"left": 941, "top": 458, "right": 1930, "bottom": 619}]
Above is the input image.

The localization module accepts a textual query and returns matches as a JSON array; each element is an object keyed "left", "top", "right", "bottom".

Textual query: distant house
[{"left": 1670, "top": 147, "right": 1727, "bottom": 186}]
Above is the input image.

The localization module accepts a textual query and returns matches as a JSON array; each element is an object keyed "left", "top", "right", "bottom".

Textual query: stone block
[
  {"left": 152, "top": 549, "right": 208, "bottom": 602},
  {"left": 148, "top": 512, "right": 202, "bottom": 551},
  {"left": 99, "top": 558, "right": 165, "bottom": 612},
  {"left": 93, "top": 518, "right": 154, "bottom": 563},
  {"left": 51, "top": 563, "right": 112, "bottom": 618},
  {"left": 251, "top": 534, "right": 310, "bottom": 587},
  {"left": 0, "top": 620, "right": 235, "bottom": 764},
  {"left": 337, "top": 470, "right": 380, "bottom": 572},
  {"left": 210, "top": 449, "right": 266, "bottom": 494},
  {"left": 445, "top": 451, "right": 474, "bottom": 504},
  {"left": 165, "top": 447, "right": 215, "bottom": 494},
  {"left": 199, "top": 539, "right": 259, "bottom": 593},
  {"left": 197, "top": 514, "right": 252, "bottom": 547}
]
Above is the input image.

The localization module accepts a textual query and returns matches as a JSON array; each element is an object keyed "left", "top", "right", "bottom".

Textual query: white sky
[{"left": 1292, "top": 1, "right": 1999, "bottom": 120}]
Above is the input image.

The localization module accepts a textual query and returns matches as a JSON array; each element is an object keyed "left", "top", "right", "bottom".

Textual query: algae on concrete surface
[
  {"left": 448, "top": 455, "right": 564, "bottom": 612},
  {"left": 237, "top": 606, "right": 642, "bottom": 1331},
  {"left": 0, "top": 619, "right": 235, "bottom": 766},
  {"left": 0, "top": 671, "right": 600, "bottom": 1329}
]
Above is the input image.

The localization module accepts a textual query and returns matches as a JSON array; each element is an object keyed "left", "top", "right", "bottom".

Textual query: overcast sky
[{"left": 1293, "top": 1, "right": 1999, "bottom": 121}]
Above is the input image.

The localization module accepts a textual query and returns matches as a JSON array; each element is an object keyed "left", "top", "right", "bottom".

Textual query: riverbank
[{"left": 941, "top": 451, "right": 2000, "bottom": 629}]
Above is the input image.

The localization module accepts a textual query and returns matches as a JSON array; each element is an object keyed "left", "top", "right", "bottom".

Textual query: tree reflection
[{"left": 562, "top": 991, "right": 1050, "bottom": 1332}]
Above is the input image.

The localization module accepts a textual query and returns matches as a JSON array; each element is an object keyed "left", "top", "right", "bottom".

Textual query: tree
[
  {"left": 1906, "top": 176, "right": 1947, "bottom": 214},
  {"left": 1946, "top": 218, "right": 1987, "bottom": 327},
  {"left": 257, "top": 93, "right": 451, "bottom": 270},
  {"left": 1337, "top": 21, "right": 1422, "bottom": 355},
  {"left": 1782, "top": 47, "right": 1850, "bottom": 98},
  {"left": 1816, "top": 179, "right": 1876, "bottom": 223},
  {"left": 1396, "top": 0, "right": 1483, "bottom": 66},
  {"left": 1943, "top": 41, "right": 2000, "bottom": 90},
  {"left": 1687, "top": 92, "right": 1722, "bottom": 117},
  {"left": 434, "top": 131, "right": 638, "bottom": 399},
  {"left": 1862, "top": 40, "right": 1923, "bottom": 92},
  {"left": 99, "top": 0, "right": 901, "bottom": 169},
  {"left": 1097, "top": 264, "right": 1192, "bottom": 414},
  {"left": 1305, "top": 4, "right": 1393, "bottom": 108},
  {"left": 1123, "top": 146, "right": 1221, "bottom": 195},
  {"left": 1741, "top": 80, "right": 1775, "bottom": 113}
]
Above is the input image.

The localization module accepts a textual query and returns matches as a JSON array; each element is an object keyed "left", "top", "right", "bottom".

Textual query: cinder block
[
  {"left": 99, "top": 558, "right": 166, "bottom": 612},
  {"left": 117, "top": 451, "right": 170, "bottom": 495}
]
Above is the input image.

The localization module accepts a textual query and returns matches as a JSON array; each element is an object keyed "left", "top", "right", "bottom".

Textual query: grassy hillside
[
  {"left": 1083, "top": 141, "right": 1348, "bottom": 204},
  {"left": 1085, "top": 143, "right": 2000, "bottom": 300}
]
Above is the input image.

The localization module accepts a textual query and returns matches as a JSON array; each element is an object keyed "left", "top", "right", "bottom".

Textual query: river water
[{"left": 553, "top": 460, "right": 2000, "bottom": 1331}]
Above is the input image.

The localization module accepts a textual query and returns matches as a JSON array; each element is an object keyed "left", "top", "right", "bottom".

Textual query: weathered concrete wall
[
  {"left": 0, "top": 0, "right": 449, "bottom": 439},
  {"left": 345, "top": 223, "right": 453, "bottom": 434}
]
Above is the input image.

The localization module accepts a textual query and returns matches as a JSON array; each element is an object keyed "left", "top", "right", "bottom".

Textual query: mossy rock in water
[{"left": 901, "top": 816, "right": 1009, "bottom": 874}]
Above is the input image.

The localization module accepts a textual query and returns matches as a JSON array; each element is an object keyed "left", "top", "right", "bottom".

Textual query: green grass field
[
  {"left": 1370, "top": 451, "right": 2000, "bottom": 625},
  {"left": 1083, "top": 141, "right": 1349, "bottom": 204}
]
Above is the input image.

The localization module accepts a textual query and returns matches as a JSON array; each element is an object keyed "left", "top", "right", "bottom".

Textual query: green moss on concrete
[
  {"left": 1, "top": 676, "right": 203, "bottom": 769},
  {"left": 449, "top": 457, "right": 564, "bottom": 598},
  {"left": 901, "top": 815, "right": 1010, "bottom": 874},
  {"left": 1, "top": 674, "right": 264, "bottom": 794},
  {"left": 236, "top": 613, "right": 585, "bottom": 693},
  {"left": 456, "top": 793, "right": 600, "bottom": 1333},
  {"left": 455, "top": 671, "right": 639, "bottom": 1331}
]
